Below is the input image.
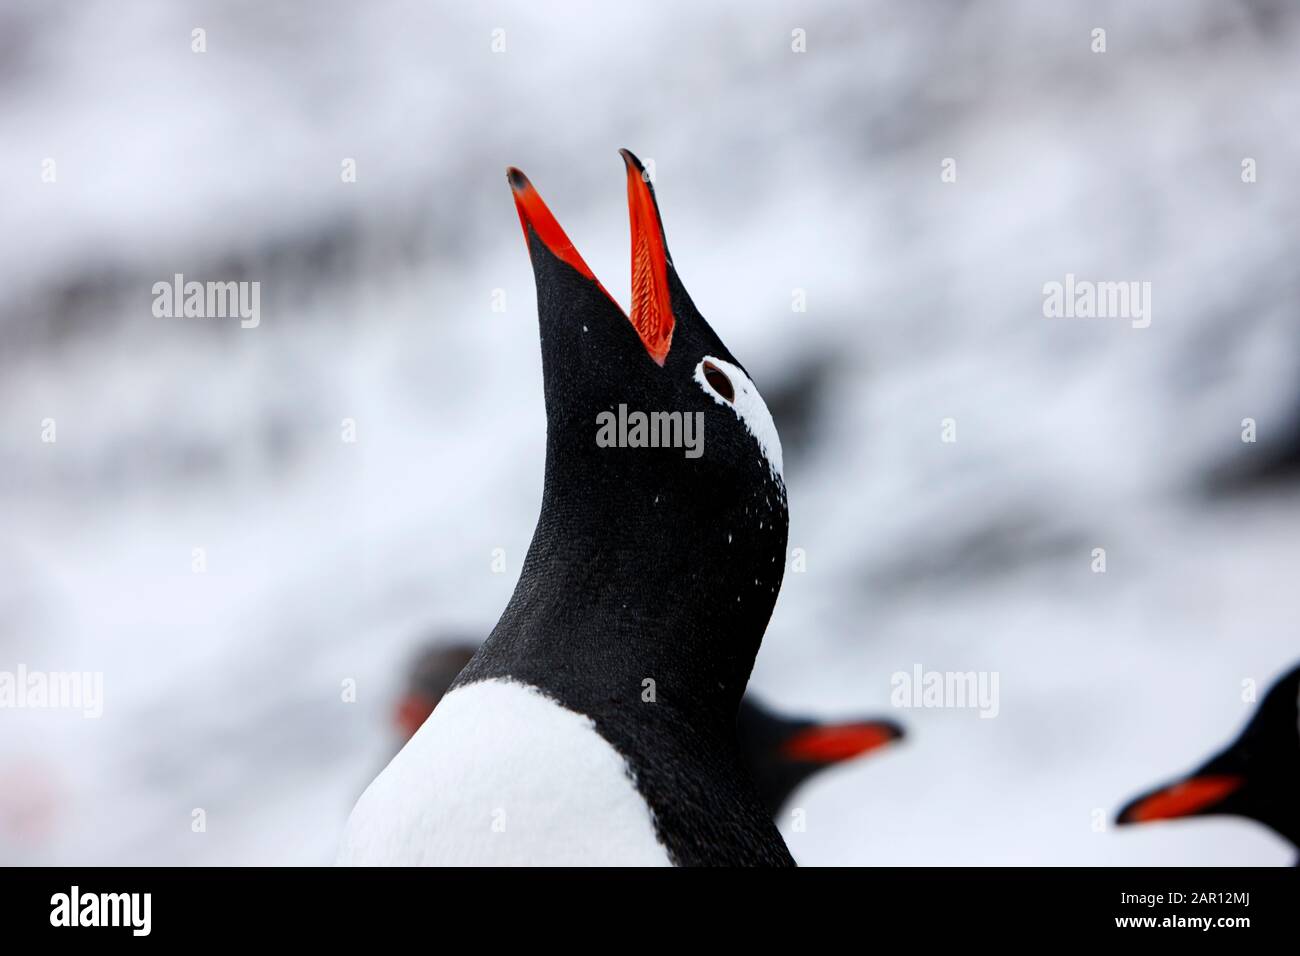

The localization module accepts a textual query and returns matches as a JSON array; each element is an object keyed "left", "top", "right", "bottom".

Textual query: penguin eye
[{"left": 702, "top": 361, "right": 735, "bottom": 403}]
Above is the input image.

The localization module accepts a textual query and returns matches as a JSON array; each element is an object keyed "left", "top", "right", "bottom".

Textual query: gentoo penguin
[
  {"left": 1115, "top": 662, "right": 1300, "bottom": 859},
  {"left": 340, "top": 150, "right": 792, "bottom": 866},
  {"left": 392, "top": 643, "right": 476, "bottom": 741},
  {"left": 737, "top": 697, "right": 904, "bottom": 817},
  {"left": 393, "top": 641, "right": 904, "bottom": 819}
]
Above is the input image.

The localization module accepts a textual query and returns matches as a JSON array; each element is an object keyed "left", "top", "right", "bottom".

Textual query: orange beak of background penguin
[
  {"left": 507, "top": 150, "right": 676, "bottom": 366},
  {"left": 1115, "top": 774, "right": 1245, "bottom": 824},
  {"left": 780, "top": 721, "right": 905, "bottom": 764}
]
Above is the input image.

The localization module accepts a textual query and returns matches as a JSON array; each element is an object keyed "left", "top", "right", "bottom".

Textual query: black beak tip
[
  {"left": 506, "top": 166, "right": 529, "bottom": 192},
  {"left": 619, "top": 148, "right": 645, "bottom": 174},
  {"left": 1114, "top": 790, "right": 1152, "bottom": 826}
]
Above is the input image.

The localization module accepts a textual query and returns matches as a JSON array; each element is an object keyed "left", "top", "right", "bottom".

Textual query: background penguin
[
  {"left": 394, "top": 640, "right": 905, "bottom": 818},
  {"left": 1115, "top": 661, "right": 1300, "bottom": 861},
  {"left": 340, "top": 150, "right": 794, "bottom": 866},
  {"left": 392, "top": 642, "right": 477, "bottom": 741},
  {"left": 736, "top": 696, "right": 904, "bottom": 817}
]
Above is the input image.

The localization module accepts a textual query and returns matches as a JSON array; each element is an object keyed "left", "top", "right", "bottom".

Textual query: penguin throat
[{"left": 487, "top": 488, "right": 788, "bottom": 717}]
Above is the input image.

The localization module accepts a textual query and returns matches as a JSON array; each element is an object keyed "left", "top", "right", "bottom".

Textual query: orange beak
[
  {"left": 506, "top": 150, "right": 676, "bottom": 366},
  {"left": 780, "top": 721, "right": 905, "bottom": 764},
  {"left": 620, "top": 149, "right": 674, "bottom": 365},
  {"left": 395, "top": 693, "right": 436, "bottom": 741},
  {"left": 1116, "top": 774, "right": 1245, "bottom": 824},
  {"left": 506, "top": 166, "right": 609, "bottom": 291}
]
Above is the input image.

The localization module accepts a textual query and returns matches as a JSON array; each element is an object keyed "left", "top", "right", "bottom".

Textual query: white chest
[{"left": 337, "top": 678, "right": 671, "bottom": 866}]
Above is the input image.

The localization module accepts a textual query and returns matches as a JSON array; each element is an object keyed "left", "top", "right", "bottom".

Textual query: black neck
[
  {"left": 456, "top": 443, "right": 792, "bottom": 865},
  {"left": 480, "top": 420, "right": 788, "bottom": 707}
]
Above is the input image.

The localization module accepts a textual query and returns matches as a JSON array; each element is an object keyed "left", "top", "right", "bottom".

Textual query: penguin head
[
  {"left": 737, "top": 697, "right": 906, "bottom": 816},
  {"left": 504, "top": 155, "right": 785, "bottom": 658},
  {"left": 507, "top": 151, "right": 783, "bottom": 491},
  {"left": 500, "top": 151, "right": 788, "bottom": 699},
  {"left": 1115, "top": 663, "right": 1300, "bottom": 849}
]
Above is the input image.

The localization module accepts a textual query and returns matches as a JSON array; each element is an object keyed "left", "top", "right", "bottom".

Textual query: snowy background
[{"left": 2, "top": 0, "right": 1298, "bottom": 865}]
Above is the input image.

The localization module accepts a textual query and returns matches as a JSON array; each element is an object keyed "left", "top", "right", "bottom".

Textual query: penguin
[
  {"left": 1115, "top": 662, "right": 1300, "bottom": 861},
  {"left": 737, "top": 696, "right": 904, "bottom": 818},
  {"left": 339, "top": 150, "right": 793, "bottom": 866},
  {"left": 392, "top": 642, "right": 476, "bottom": 741},
  {"left": 392, "top": 641, "right": 905, "bottom": 819}
]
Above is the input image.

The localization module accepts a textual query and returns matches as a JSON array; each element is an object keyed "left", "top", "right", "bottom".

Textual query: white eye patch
[{"left": 693, "top": 355, "right": 784, "bottom": 481}]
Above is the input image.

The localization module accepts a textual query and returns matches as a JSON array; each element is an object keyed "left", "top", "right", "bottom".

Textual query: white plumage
[{"left": 337, "top": 678, "right": 671, "bottom": 866}]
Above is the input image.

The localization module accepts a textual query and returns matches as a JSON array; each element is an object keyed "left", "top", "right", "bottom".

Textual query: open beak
[
  {"left": 780, "top": 720, "right": 905, "bottom": 764},
  {"left": 1115, "top": 774, "right": 1245, "bottom": 825},
  {"left": 506, "top": 150, "right": 676, "bottom": 365}
]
